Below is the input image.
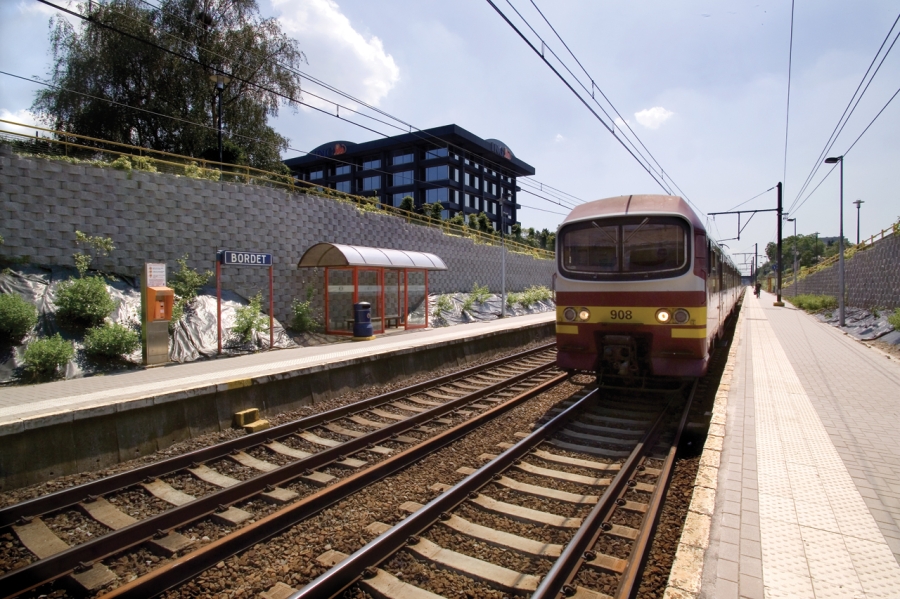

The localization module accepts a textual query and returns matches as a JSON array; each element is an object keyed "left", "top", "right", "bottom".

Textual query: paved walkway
[
  {"left": 0, "top": 313, "right": 554, "bottom": 433},
  {"left": 702, "top": 291, "right": 900, "bottom": 599}
]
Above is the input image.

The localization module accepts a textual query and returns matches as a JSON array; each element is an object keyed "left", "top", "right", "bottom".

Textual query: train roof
[{"left": 561, "top": 195, "right": 706, "bottom": 232}]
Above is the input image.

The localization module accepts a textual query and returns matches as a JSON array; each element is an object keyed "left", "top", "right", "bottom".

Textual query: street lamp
[
  {"left": 824, "top": 155, "right": 845, "bottom": 326},
  {"left": 813, "top": 232, "right": 819, "bottom": 264},
  {"left": 853, "top": 199, "right": 864, "bottom": 244},
  {"left": 209, "top": 74, "right": 231, "bottom": 166}
]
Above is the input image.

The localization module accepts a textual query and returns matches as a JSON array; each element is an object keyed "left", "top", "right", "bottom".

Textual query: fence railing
[
  {"left": 0, "top": 120, "right": 555, "bottom": 260},
  {"left": 783, "top": 219, "right": 898, "bottom": 283}
]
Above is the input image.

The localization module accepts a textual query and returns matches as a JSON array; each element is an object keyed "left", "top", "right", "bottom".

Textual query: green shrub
[
  {"left": 470, "top": 282, "right": 491, "bottom": 304},
  {"left": 506, "top": 292, "right": 521, "bottom": 308},
  {"left": 132, "top": 156, "right": 157, "bottom": 172},
  {"left": 432, "top": 294, "right": 453, "bottom": 319},
  {"left": 170, "top": 255, "right": 213, "bottom": 324},
  {"left": 55, "top": 276, "right": 116, "bottom": 328},
  {"left": 23, "top": 334, "right": 73, "bottom": 380},
  {"left": 461, "top": 295, "right": 475, "bottom": 314},
  {"left": 184, "top": 161, "right": 221, "bottom": 181},
  {"left": 888, "top": 308, "right": 900, "bottom": 330},
  {"left": 291, "top": 287, "right": 319, "bottom": 332},
  {"left": 73, "top": 231, "right": 115, "bottom": 277},
  {"left": 83, "top": 322, "right": 140, "bottom": 358},
  {"left": 792, "top": 294, "right": 838, "bottom": 313},
  {"left": 233, "top": 292, "right": 269, "bottom": 343},
  {"left": 520, "top": 285, "right": 553, "bottom": 307},
  {"left": 0, "top": 293, "right": 38, "bottom": 342},
  {"left": 110, "top": 155, "right": 132, "bottom": 171}
]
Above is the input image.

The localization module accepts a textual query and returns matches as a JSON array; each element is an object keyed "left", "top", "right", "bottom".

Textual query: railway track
[
  {"left": 0, "top": 344, "right": 562, "bottom": 598},
  {"left": 287, "top": 379, "right": 696, "bottom": 599}
]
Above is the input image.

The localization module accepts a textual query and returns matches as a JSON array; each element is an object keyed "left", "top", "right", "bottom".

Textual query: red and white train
[{"left": 554, "top": 194, "right": 741, "bottom": 379}]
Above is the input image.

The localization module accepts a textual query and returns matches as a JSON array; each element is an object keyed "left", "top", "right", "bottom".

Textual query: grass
[
  {"left": 791, "top": 294, "right": 838, "bottom": 313},
  {"left": 888, "top": 308, "right": 900, "bottom": 330}
]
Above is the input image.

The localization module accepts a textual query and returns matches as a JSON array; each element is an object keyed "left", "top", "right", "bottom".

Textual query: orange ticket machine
[{"left": 146, "top": 287, "right": 175, "bottom": 322}]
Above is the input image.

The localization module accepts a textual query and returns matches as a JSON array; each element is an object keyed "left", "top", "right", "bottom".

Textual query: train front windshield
[{"left": 559, "top": 216, "right": 690, "bottom": 280}]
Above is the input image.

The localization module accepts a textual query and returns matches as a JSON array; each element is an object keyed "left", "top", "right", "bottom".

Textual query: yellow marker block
[
  {"left": 556, "top": 324, "right": 579, "bottom": 335},
  {"left": 227, "top": 378, "right": 252, "bottom": 390}
]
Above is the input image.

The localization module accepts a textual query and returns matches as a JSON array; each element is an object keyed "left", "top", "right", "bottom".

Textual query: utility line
[
  {"left": 788, "top": 11, "right": 900, "bottom": 212},
  {"left": 134, "top": 0, "right": 584, "bottom": 208},
  {"left": 724, "top": 186, "right": 776, "bottom": 213},
  {"left": 482, "top": 0, "right": 686, "bottom": 205},
  {"left": 782, "top": 0, "right": 795, "bottom": 195},
  {"left": 37, "top": 0, "right": 581, "bottom": 213}
]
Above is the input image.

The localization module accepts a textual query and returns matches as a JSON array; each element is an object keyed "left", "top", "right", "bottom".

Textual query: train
[{"left": 554, "top": 194, "right": 741, "bottom": 379}]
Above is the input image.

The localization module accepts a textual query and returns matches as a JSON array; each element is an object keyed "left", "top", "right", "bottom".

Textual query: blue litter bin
[{"left": 352, "top": 302, "right": 374, "bottom": 339}]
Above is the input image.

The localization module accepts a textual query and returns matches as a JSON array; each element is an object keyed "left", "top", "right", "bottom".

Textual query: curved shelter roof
[{"left": 297, "top": 243, "right": 448, "bottom": 270}]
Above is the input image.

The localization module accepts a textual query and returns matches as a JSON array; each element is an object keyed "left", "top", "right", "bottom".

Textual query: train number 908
[{"left": 610, "top": 310, "right": 633, "bottom": 320}]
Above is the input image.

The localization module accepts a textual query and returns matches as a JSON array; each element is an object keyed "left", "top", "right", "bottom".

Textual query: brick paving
[{"left": 701, "top": 291, "right": 900, "bottom": 598}]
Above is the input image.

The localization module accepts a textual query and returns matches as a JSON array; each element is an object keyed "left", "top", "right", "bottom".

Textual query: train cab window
[{"left": 559, "top": 216, "right": 690, "bottom": 281}]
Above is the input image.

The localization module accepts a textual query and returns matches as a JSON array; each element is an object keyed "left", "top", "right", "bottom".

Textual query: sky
[{"left": 2, "top": 0, "right": 899, "bottom": 274}]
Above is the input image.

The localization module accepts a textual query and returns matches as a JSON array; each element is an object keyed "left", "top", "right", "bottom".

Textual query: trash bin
[{"left": 352, "top": 302, "right": 374, "bottom": 340}]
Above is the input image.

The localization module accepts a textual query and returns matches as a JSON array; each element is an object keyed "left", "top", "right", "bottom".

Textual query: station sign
[{"left": 218, "top": 250, "right": 272, "bottom": 266}]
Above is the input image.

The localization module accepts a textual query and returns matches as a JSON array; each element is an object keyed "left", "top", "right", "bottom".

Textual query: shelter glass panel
[
  {"left": 384, "top": 269, "right": 403, "bottom": 329},
  {"left": 326, "top": 267, "right": 354, "bottom": 334},
  {"left": 357, "top": 268, "right": 385, "bottom": 334},
  {"left": 405, "top": 269, "right": 428, "bottom": 329}
]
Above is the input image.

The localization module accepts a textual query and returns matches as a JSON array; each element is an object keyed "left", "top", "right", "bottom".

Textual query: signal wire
[
  {"left": 36, "top": 0, "right": 582, "bottom": 213},
  {"left": 787, "top": 11, "right": 900, "bottom": 213}
]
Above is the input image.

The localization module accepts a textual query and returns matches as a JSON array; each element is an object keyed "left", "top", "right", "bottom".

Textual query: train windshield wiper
[
  {"left": 624, "top": 218, "right": 650, "bottom": 244},
  {"left": 591, "top": 220, "right": 618, "bottom": 244}
]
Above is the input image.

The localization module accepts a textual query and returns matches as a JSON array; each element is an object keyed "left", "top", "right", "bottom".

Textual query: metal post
[
  {"left": 217, "top": 81, "right": 223, "bottom": 165},
  {"left": 269, "top": 263, "right": 274, "bottom": 350},
  {"left": 838, "top": 160, "right": 845, "bottom": 326},
  {"left": 500, "top": 208, "right": 506, "bottom": 318},
  {"left": 776, "top": 182, "right": 784, "bottom": 306},
  {"left": 216, "top": 258, "right": 222, "bottom": 355}
]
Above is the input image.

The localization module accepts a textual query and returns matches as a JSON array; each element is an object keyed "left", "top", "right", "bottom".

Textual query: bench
[{"left": 345, "top": 315, "right": 404, "bottom": 330}]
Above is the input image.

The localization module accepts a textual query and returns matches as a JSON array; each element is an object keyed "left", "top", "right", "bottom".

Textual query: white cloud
[
  {"left": 0, "top": 109, "right": 42, "bottom": 135},
  {"left": 613, "top": 117, "right": 630, "bottom": 130},
  {"left": 273, "top": 0, "right": 400, "bottom": 107},
  {"left": 634, "top": 106, "right": 674, "bottom": 129},
  {"left": 554, "top": 133, "right": 565, "bottom": 143}
]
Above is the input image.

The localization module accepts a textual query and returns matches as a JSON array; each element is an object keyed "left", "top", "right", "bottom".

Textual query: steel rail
[
  {"left": 0, "top": 343, "right": 554, "bottom": 528},
  {"left": 290, "top": 385, "right": 602, "bottom": 599},
  {"left": 0, "top": 358, "right": 558, "bottom": 597},
  {"left": 616, "top": 379, "right": 698, "bottom": 598},
  {"left": 102, "top": 372, "right": 570, "bottom": 598},
  {"left": 531, "top": 380, "right": 697, "bottom": 599}
]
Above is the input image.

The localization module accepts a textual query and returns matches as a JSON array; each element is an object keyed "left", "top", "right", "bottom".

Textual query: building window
[
  {"left": 452, "top": 190, "right": 460, "bottom": 204},
  {"left": 309, "top": 170, "right": 324, "bottom": 180},
  {"left": 474, "top": 176, "right": 480, "bottom": 189},
  {"left": 441, "top": 210, "right": 450, "bottom": 219},
  {"left": 393, "top": 192, "right": 413, "bottom": 207},
  {"left": 425, "top": 147, "right": 449, "bottom": 160},
  {"left": 392, "top": 170, "right": 414, "bottom": 186},
  {"left": 452, "top": 168, "right": 459, "bottom": 182},
  {"left": 464, "top": 194, "right": 471, "bottom": 208},
  {"left": 336, "top": 180, "right": 351, "bottom": 193},
  {"left": 362, "top": 158, "right": 381, "bottom": 170},
  {"left": 464, "top": 172, "right": 471, "bottom": 186},
  {"left": 362, "top": 175, "right": 380, "bottom": 191},
  {"left": 425, "top": 188, "right": 449, "bottom": 203},
  {"left": 335, "top": 165, "right": 351, "bottom": 176},
  {"left": 393, "top": 153, "right": 413, "bottom": 165},
  {"left": 425, "top": 165, "right": 449, "bottom": 181}
]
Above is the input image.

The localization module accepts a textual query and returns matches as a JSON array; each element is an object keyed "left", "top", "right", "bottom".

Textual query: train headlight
[
  {"left": 578, "top": 308, "right": 591, "bottom": 321},
  {"left": 564, "top": 307, "right": 577, "bottom": 322},
  {"left": 655, "top": 308, "right": 672, "bottom": 323},
  {"left": 673, "top": 309, "right": 690, "bottom": 324}
]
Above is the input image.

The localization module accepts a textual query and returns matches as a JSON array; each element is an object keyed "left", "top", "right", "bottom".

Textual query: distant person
[{"left": 754, "top": 282, "right": 761, "bottom": 298}]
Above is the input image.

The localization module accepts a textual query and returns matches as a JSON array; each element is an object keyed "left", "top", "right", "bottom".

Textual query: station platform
[
  {"left": 0, "top": 312, "right": 554, "bottom": 490},
  {"left": 680, "top": 291, "right": 900, "bottom": 599}
]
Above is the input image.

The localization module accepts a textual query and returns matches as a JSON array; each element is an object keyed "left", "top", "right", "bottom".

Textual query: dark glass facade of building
[{"left": 283, "top": 124, "right": 535, "bottom": 233}]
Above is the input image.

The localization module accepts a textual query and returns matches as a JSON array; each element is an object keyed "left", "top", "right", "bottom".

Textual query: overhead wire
[
  {"left": 482, "top": 0, "right": 693, "bottom": 207},
  {"left": 782, "top": 0, "right": 795, "bottom": 195},
  {"left": 134, "top": 0, "right": 584, "bottom": 209},
  {"left": 787, "top": 11, "right": 900, "bottom": 213},
  {"left": 37, "top": 0, "right": 583, "bottom": 213}
]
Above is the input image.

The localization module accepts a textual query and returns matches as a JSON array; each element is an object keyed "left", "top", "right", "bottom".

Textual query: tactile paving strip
[{"left": 748, "top": 300, "right": 900, "bottom": 598}]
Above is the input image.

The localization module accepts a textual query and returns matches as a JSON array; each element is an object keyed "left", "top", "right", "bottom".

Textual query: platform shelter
[{"left": 297, "top": 243, "right": 447, "bottom": 336}]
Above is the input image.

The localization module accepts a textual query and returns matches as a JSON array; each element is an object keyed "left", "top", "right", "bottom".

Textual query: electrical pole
[{"left": 775, "top": 182, "right": 784, "bottom": 306}]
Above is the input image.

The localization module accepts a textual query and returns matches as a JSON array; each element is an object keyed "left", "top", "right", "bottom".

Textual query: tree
[
  {"left": 427, "top": 202, "right": 444, "bottom": 221},
  {"left": 476, "top": 212, "right": 492, "bottom": 234},
  {"left": 511, "top": 223, "right": 522, "bottom": 241},
  {"left": 32, "top": 0, "right": 305, "bottom": 171},
  {"left": 399, "top": 196, "right": 415, "bottom": 213},
  {"left": 765, "top": 234, "right": 846, "bottom": 270},
  {"left": 467, "top": 214, "right": 478, "bottom": 230}
]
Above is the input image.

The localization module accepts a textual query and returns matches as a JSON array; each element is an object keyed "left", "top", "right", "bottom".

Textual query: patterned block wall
[
  {"left": 782, "top": 232, "right": 900, "bottom": 310},
  {"left": 0, "top": 147, "right": 557, "bottom": 323}
]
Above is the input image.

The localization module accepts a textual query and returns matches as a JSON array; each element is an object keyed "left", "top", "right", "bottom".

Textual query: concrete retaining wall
[
  {"left": 783, "top": 232, "right": 900, "bottom": 310},
  {"left": 0, "top": 147, "right": 556, "bottom": 324},
  {"left": 0, "top": 320, "right": 554, "bottom": 491}
]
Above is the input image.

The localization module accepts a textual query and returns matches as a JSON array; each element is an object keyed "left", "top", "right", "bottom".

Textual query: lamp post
[
  {"left": 824, "top": 155, "right": 845, "bottom": 326},
  {"left": 209, "top": 74, "right": 231, "bottom": 166},
  {"left": 853, "top": 199, "right": 864, "bottom": 244},
  {"left": 813, "top": 232, "right": 819, "bottom": 264}
]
